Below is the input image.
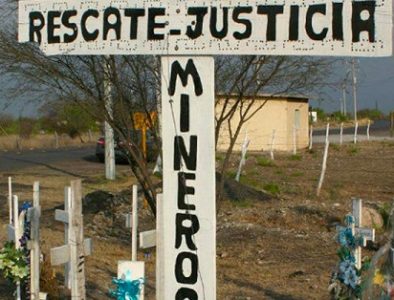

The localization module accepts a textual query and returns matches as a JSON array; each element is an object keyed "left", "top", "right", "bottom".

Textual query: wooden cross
[
  {"left": 26, "top": 182, "right": 47, "bottom": 300},
  {"left": 117, "top": 185, "right": 145, "bottom": 299},
  {"left": 336, "top": 198, "right": 375, "bottom": 269},
  {"left": 50, "top": 180, "right": 92, "bottom": 300}
]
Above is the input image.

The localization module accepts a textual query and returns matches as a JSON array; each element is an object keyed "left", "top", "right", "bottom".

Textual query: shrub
[
  {"left": 256, "top": 157, "right": 275, "bottom": 167},
  {"left": 263, "top": 183, "right": 280, "bottom": 195}
]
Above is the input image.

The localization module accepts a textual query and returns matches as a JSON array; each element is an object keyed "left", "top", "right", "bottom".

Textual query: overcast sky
[
  {"left": 310, "top": 56, "right": 394, "bottom": 114},
  {"left": 1, "top": 56, "right": 394, "bottom": 117}
]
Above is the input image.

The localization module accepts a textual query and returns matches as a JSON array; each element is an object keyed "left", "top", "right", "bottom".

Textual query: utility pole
[
  {"left": 351, "top": 58, "right": 358, "bottom": 124},
  {"left": 103, "top": 56, "right": 116, "bottom": 180}
]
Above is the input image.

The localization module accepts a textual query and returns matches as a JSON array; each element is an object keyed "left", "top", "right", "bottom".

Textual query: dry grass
[
  {"left": 0, "top": 141, "right": 393, "bottom": 299},
  {"left": 0, "top": 133, "right": 100, "bottom": 151}
]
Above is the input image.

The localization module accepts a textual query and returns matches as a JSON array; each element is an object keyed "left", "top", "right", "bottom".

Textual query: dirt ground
[{"left": 0, "top": 141, "right": 393, "bottom": 299}]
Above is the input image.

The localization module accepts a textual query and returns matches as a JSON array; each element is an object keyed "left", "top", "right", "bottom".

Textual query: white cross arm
[
  {"left": 336, "top": 226, "right": 375, "bottom": 242},
  {"left": 55, "top": 209, "right": 68, "bottom": 223},
  {"left": 139, "top": 230, "right": 156, "bottom": 249},
  {"left": 50, "top": 238, "right": 92, "bottom": 266}
]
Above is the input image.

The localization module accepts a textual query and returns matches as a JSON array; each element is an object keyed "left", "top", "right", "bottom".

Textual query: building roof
[{"left": 216, "top": 93, "right": 309, "bottom": 103}]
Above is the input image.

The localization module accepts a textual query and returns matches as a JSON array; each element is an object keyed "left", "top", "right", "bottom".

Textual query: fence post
[
  {"left": 308, "top": 125, "right": 313, "bottom": 150},
  {"left": 54, "top": 132, "right": 59, "bottom": 149},
  {"left": 317, "top": 125, "right": 330, "bottom": 196},
  {"left": 354, "top": 121, "right": 358, "bottom": 144},
  {"left": 339, "top": 122, "right": 344, "bottom": 146},
  {"left": 270, "top": 129, "right": 276, "bottom": 160},
  {"left": 64, "top": 187, "right": 71, "bottom": 289},
  {"left": 235, "top": 134, "right": 250, "bottom": 182},
  {"left": 366, "top": 120, "right": 371, "bottom": 141}
]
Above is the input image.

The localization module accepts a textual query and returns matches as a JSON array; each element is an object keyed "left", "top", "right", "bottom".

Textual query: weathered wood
[
  {"left": 70, "top": 180, "right": 86, "bottom": 299},
  {"left": 8, "top": 177, "right": 12, "bottom": 224},
  {"left": 29, "top": 182, "right": 41, "bottom": 300},
  {"left": 139, "top": 230, "right": 156, "bottom": 249},
  {"left": 132, "top": 185, "right": 138, "bottom": 261},
  {"left": 50, "top": 239, "right": 92, "bottom": 266},
  {"left": 308, "top": 126, "right": 313, "bottom": 150}
]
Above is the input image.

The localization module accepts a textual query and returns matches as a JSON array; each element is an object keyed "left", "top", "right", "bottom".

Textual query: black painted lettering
[
  {"left": 168, "top": 60, "right": 203, "bottom": 96},
  {"left": 81, "top": 10, "right": 99, "bottom": 41},
  {"left": 174, "top": 136, "right": 197, "bottom": 171},
  {"left": 289, "top": 5, "right": 299, "bottom": 41},
  {"left": 305, "top": 4, "right": 328, "bottom": 40},
  {"left": 332, "top": 2, "right": 344, "bottom": 41},
  {"left": 62, "top": 10, "right": 78, "bottom": 43},
  {"left": 352, "top": 1, "right": 375, "bottom": 42},
  {"left": 47, "top": 11, "right": 61, "bottom": 44},
  {"left": 103, "top": 7, "right": 121, "bottom": 40},
  {"left": 210, "top": 7, "right": 228, "bottom": 39},
  {"left": 186, "top": 7, "right": 207, "bottom": 39},
  {"left": 232, "top": 6, "right": 252, "bottom": 40},
  {"left": 175, "top": 288, "right": 198, "bottom": 300},
  {"left": 177, "top": 172, "right": 196, "bottom": 210},
  {"left": 257, "top": 5, "right": 284, "bottom": 41},
  {"left": 29, "top": 12, "right": 45, "bottom": 43},
  {"left": 148, "top": 8, "right": 166, "bottom": 40},
  {"left": 124, "top": 8, "right": 145, "bottom": 39},
  {"left": 180, "top": 94, "right": 190, "bottom": 132},
  {"left": 175, "top": 213, "right": 200, "bottom": 249},
  {"left": 175, "top": 252, "right": 198, "bottom": 284}
]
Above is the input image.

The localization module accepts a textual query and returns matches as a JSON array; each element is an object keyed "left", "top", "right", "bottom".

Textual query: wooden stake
[
  {"left": 29, "top": 182, "right": 41, "bottom": 300},
  {"left": 54, "top": 132, "right": 59, "bottom": 149},
  {"left": 270, "top": 129, "right": 276, "bottom": 160},
  {"left": 366, "top": 120, "right": 371, "bottom": 141},
  {"left": 8, "top": 177, "right": 12, "bottom": 224},
  {"left": 308, "top": 125, "right": 313, "bottom": 150},
  {"left": 354, "top": 121, "right": 358, "bottom": 144},
  {"left": 317, "top": 137, "right": 329, "bottom": 196},
  {"left": 64, "top": 187, "right": 71, "bottom": 289},
  {"left": 13, "top": 195, "right": 21, "bottom": 300},
  {"left": 235, "top": 133, "right": 249, "bottom": 182},
  {"left": 339, "top": 123, "right": 344, "bottom": 146},
  {"left": 132, "top": 185, "right": 138, "bottom": 262},
  {"left": 325, "top": 123, "right": 330, "bottom": 144}
]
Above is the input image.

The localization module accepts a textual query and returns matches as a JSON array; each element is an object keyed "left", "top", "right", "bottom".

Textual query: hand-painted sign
[
  {"left": 19, "top": 0, "right": 392, "bottom": 56},
  {"left": 161, "top": 56, "right": 216, "bottom": 299}
]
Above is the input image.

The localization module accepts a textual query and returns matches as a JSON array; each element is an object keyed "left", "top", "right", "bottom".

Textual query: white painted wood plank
[
  {"left": 139, "top": 230, "right": 156, "bottom": 249},
  {"left": 55, "top": 210, "right": 68, "bottom": 224},
  {"left": 18, "top": 0, "right": 393, "bottom": 57}
]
